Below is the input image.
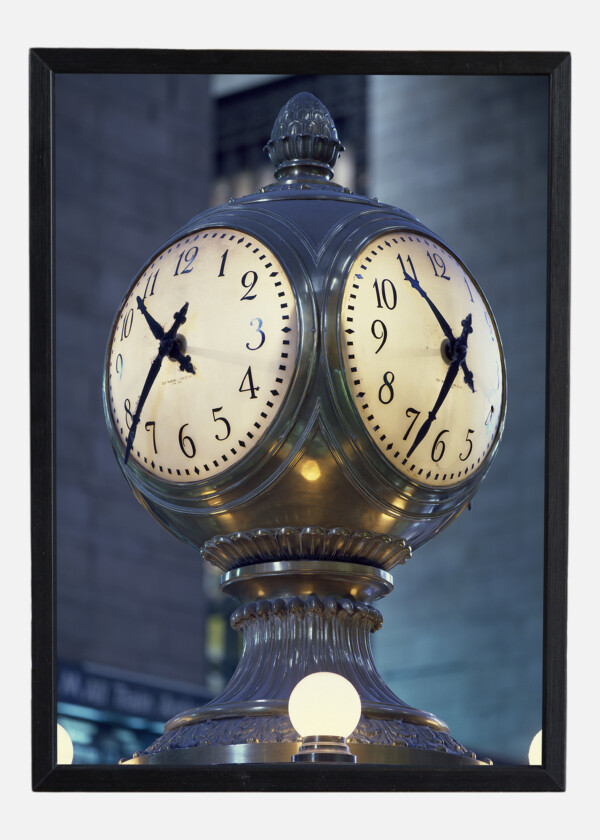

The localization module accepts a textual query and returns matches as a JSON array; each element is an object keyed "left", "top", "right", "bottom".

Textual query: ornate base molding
[
  {"left": 134, "top": 714, "right": 479, "bottom": 759},
  {"left": 125, "top": 553, "right": 486, "bottom": 766},
  {"left": 201, "top": 526, "right": 411, "bottom": 572}
]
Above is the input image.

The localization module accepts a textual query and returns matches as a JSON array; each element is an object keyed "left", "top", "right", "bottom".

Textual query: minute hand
[
  {"left": 406, "top": 358, "right": 460, "bottom": 459},
  {"left": 406, "top": 314, "right": 473, "bottom": 459},
  {"left": 124, "top": 302, "right": 191, "bottom": 464}
]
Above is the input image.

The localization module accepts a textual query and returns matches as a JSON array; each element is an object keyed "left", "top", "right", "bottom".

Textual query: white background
[{"left": 2, "top": 2, "right": 593, "bottom": 835}]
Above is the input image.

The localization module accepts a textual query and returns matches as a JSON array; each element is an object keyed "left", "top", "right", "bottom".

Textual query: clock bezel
[
  {"left": 102, "top": 214, "right": 318, "bottom": 510},
  {"left": 321, "top": 217, "right": 507, "bottom": 516}
]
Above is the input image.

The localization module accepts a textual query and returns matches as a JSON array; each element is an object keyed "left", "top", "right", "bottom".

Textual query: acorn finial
[{"left": 264, "top": 92, "right": 345, "bottom": 181}]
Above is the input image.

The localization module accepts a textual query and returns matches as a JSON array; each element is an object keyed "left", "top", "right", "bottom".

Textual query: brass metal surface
[
  {"left": 124, "top": 740, "right": 490, "bottom": 766},
  {"left": 105, "top": 93, "right": 505, "bottom": 770},
  {"left": 220, "top": 559, "right": 393, "bottom": 602}
]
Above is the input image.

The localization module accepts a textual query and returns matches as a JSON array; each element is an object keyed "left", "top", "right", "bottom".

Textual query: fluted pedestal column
[{"left": 125, "top": 529, "right": 489, "bottom": 766}]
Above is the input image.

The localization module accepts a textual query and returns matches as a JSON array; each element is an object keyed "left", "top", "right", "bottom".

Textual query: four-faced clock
[
  {"left": 338, "top": 230, "right": 504, "bottom": 489},
  {"left": 105, "top": 227, "right": 299, "bottom": 484}
]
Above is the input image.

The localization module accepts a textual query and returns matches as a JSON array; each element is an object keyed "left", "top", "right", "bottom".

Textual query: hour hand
[
  {"left": 462, "top": 361, "right": 475, "bottom": 392},
  {"left": 170, "top": 346, "right": 195, "bottom": 374},
  {"left": 137, "top": 296, "right": 165, "bottom": 340}
]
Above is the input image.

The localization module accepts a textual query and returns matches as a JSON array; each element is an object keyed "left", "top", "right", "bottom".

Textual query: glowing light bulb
[
  {"left": 299, "top": 459, "right": 321, "bottom": 482},
  {"left": 57, "top": 723, "right": 74, "bottom": 765},
  {"left": 288, "top": 672, "right": 361, "bottom": 739},
  {"left": 528, "top": 729, "right": 542, "bottom": 765}
]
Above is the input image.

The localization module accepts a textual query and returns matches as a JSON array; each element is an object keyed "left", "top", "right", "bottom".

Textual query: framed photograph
[{"left": 30, "top": 49, "right": 569, "bottom": 791}]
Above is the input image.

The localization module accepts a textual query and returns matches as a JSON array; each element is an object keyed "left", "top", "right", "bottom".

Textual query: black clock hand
[
  {"left": 124, "top": 352, "right": 165, "bottom": 465},
  {"left": 461, "top": 360, "right": 474, "bottom": 392},
  {"left": 406, "top": 359, "right": 460, "bottom": 459},
  {"left": 124, "top": 302, "right": 193, "bottom": 464},
  {"left": 398, "top": 254, "right": 455, "bottom": 343},
  {"left": 137, "top": 295, "right": 195, "bottom": 373},
  {"left": 398, "top": 254, "right": 475, "bottom": 392},
  {"left": 406, "top": 314, "right": 473, "bottom": 459},
  {"left": 137, "top": 296, "right": 165, "bottom": 340}
]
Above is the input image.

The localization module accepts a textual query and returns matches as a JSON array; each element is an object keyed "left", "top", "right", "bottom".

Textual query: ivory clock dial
[
  {"left": 340, "top": 231, "right": 504, "bottom": 488},
  {"left": 106, "top": 228, "right": 299, "bottom": 482}
]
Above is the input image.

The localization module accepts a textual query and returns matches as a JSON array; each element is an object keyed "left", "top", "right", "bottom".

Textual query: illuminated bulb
[
  {"left": 299, "top": 459, "right": 321, "bottom": 482},
  {"left": 288, "top": 672, "right": 361, "bottom": 763},
  {"left": 57, "top": 723, "right": 74, "bottom": 765},
  {"left": 528, "top": 729, "right": 542, "bottom": 765}
]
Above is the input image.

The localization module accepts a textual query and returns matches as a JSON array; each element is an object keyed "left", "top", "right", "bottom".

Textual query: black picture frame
[{"left": 30, "top": 48, "right": 570, "bottom": 792}]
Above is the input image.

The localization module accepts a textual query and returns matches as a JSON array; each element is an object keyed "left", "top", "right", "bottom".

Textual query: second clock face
[
  {"left": 339, "top": 231, "right": 504, "bottom": 489},
  {"left": 106, "top": 227, "right": 299, "bottom": 483}
]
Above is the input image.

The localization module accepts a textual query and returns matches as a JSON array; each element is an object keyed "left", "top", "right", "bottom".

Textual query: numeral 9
[{"left": 371, "top": 319, "right": 387, "bottom": 353}]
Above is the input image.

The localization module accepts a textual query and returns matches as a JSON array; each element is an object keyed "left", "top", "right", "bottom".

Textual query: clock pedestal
[
  {"left": 107, "top": 91, "right": 504, "bottom": 768},
  {"left": 124, "top": 529, "right": 490, "bottom": 766}
]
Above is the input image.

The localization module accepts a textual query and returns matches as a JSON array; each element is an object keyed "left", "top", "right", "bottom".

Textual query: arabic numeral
[
  {"left": 115, "top": 354, "right": 123, "bottom": 379},
  {"left": 124, "top": 398, "right": 134, "bottom": 430},
  {"left": 427, "top": 251, "right": 450, "bottom": 280},
  {"left": 218, "top": 249, "right": 228, "bottom": 277},
  {"left": 241, "top": 271, "right": 258, "bottom": 300},
  {"left": 397, "top": 252, "right": 418, "bottom": 283},
  {"left": 373, "top": 278, "right": 397, "bottom": 310},
  {"left": 144, "top": 421, "right": 157, "bottom": 454},
  {"left": 459, "top": 429, "right": 474, "bottom": 461},
  {"left": 371, "top": 319, "right": 387, "bottom": 353},
  {"left": 143, "top": 270, "right": 158, "bottom": 299},
  {"left": 463, "top": 276, "right": 474, "bottom": 302},
  {"left": 120, "top": 308, "right": 134, "bottom": 340},
  {"left": 212, "top": 407, "right": 231, "bottom": 441},
  {"left": 485, "top": 405, "right": 495, "bottom": 428},
  {"left": 246, "top": 317, "right": 265, "bottom": 351},
  {"left": 403, "top": 407, "right": 421, "bottom": 440},
  {"left": 431, "top": 429, "right": 449, "bottom": 462},
  {"left": 239, "top": 366, "right": 259, "bottom": 399},
  {"left": 178, "top": 423, "right": 196, "bottom": 458},
  {"left": 378, "top": 371, "right": 395, "bottom": 404},
  {"left": 174, "top": 246, "right": 198, "bottom": 276}
]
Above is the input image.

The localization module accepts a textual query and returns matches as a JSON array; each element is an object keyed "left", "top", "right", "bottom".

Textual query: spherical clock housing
[{"left": 103, "top": 96, "right": 506, "bottom": 561}]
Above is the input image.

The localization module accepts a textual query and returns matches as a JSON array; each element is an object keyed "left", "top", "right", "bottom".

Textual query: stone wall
[{"left": 55, "top": 74, "right": 214, "bottom": 688}]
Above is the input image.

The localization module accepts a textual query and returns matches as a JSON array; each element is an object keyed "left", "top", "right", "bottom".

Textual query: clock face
[
  {"left": 106, "top": 227, "right": 299, "bottom": 483},
  {"left": 339, "top": 231, "right": 504, "bottom": 489}
]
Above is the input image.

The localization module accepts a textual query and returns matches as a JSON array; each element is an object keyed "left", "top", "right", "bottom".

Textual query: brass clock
[
  {"left": 105, "top": 91, "right": 509, "bottom": 768},
  {"left": 337, "top": 230, "right": 504, "bottom": 489},
  {"left": 106, "top": 227, "right": 300, "bottom": 485}
]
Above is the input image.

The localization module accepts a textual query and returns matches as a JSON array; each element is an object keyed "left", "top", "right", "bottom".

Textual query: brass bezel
[
  {"left": 321, "top": 217, "right": 507, "bottom": 528},
  {"left": 102, "top": 211, "right": 318, "bottom": 513}
]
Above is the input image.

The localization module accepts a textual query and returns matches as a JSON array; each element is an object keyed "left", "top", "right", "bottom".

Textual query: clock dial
[
  {"left": 106, "top": 228, "right": 299, "bottom": 482},
  {"left": 340, "top": 231, "right": 504, "bottom": 488}
]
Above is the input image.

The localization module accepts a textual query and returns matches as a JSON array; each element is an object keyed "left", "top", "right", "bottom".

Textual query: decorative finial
[{"left": 264, "top": 92, "right": 345, "bottom": 182}]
